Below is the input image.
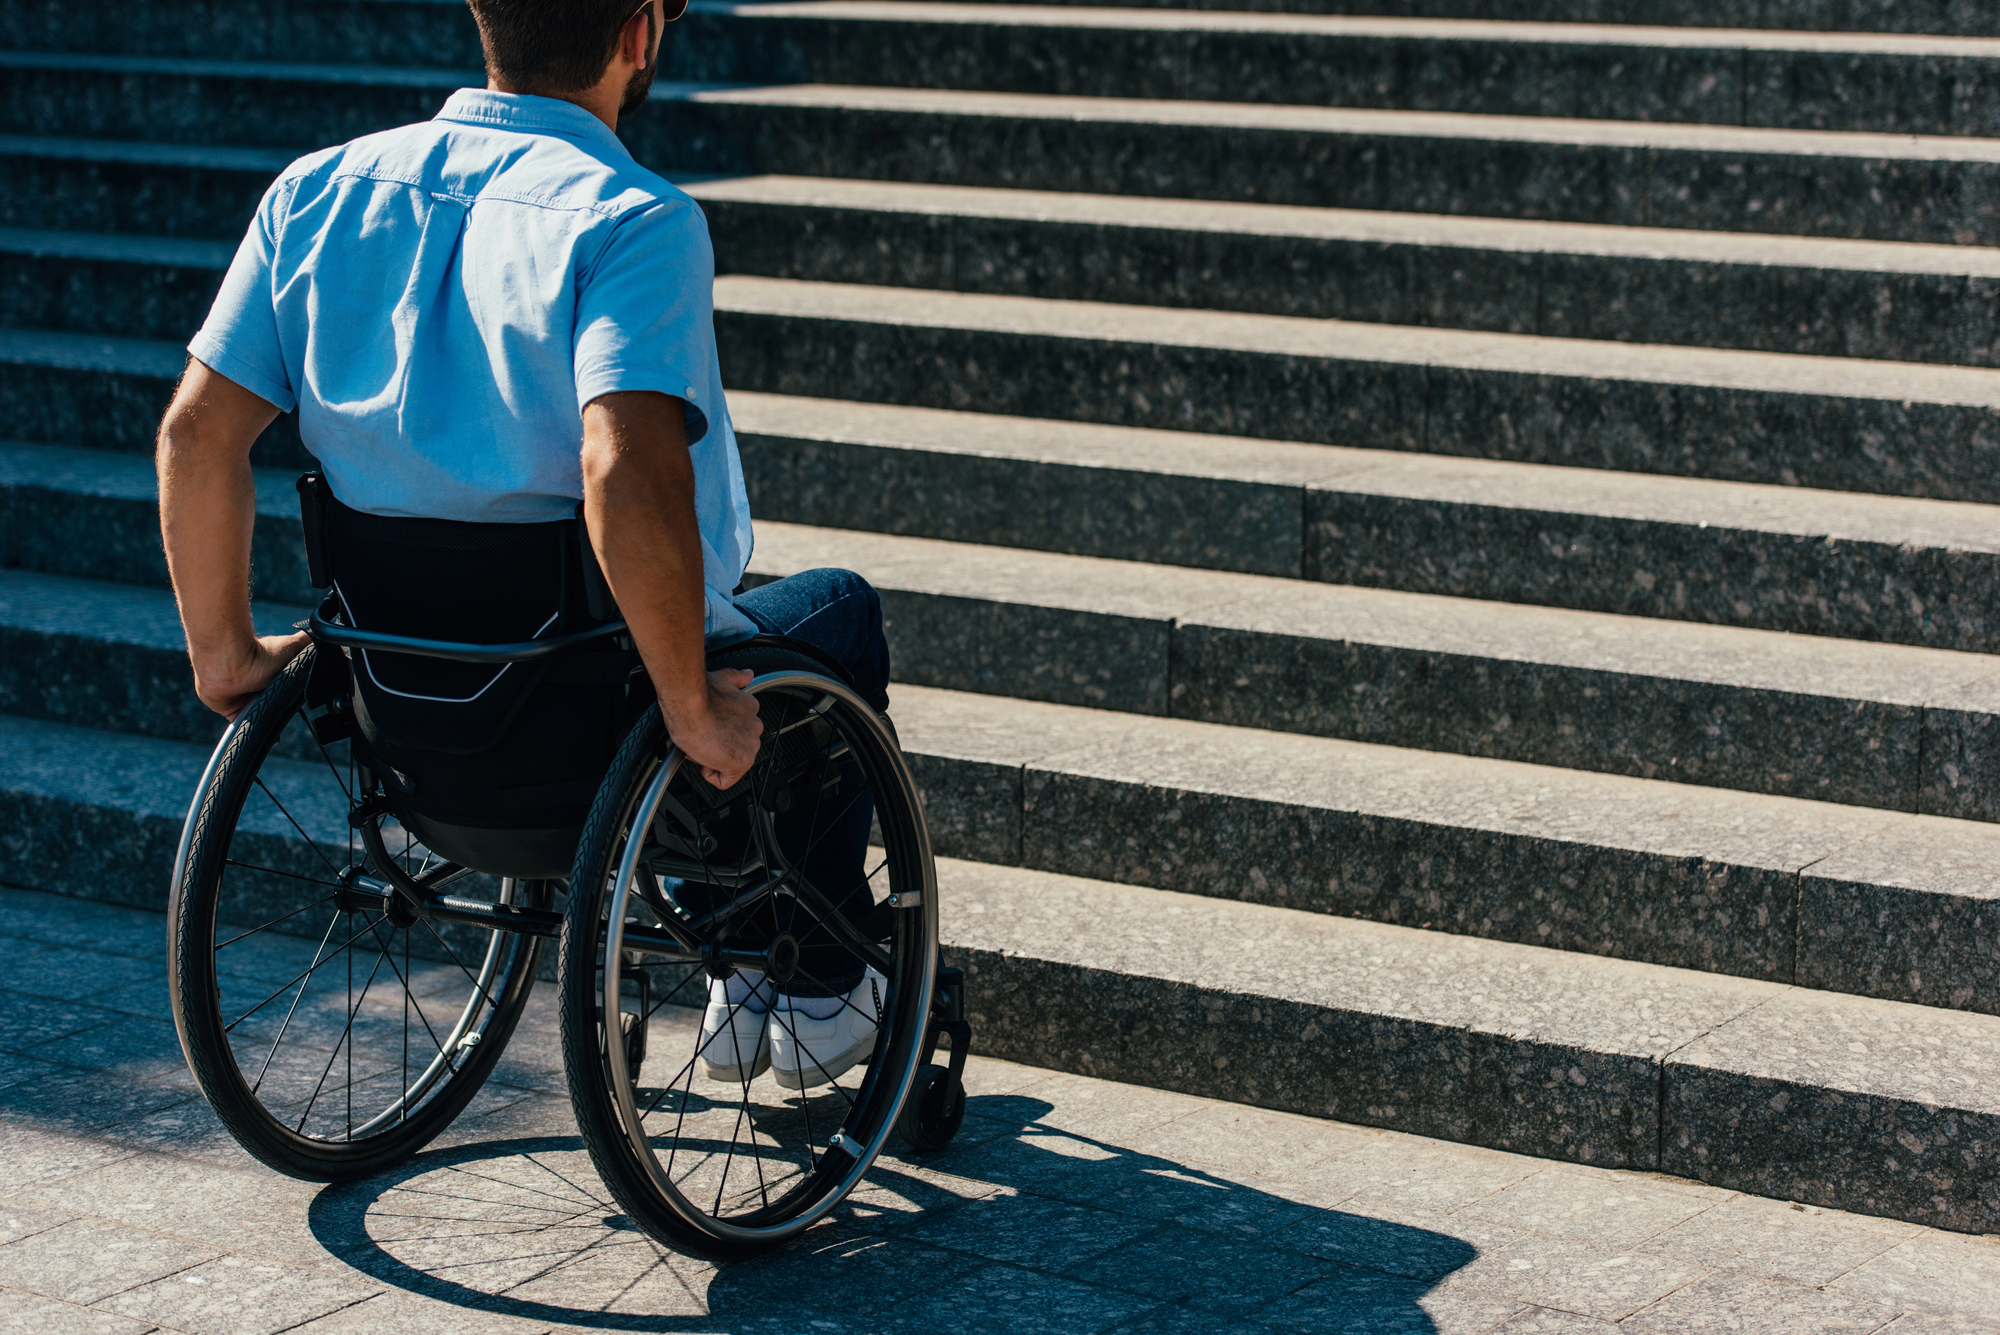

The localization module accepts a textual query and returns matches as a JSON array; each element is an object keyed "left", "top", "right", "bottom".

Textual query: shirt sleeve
[
  {"left": 187, "top": 175, "right": 298, "bottom": 413},
  {"left": 572, "top": 198, "right": 715, "bottom": 444}
]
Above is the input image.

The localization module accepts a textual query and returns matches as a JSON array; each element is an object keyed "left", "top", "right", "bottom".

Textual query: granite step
[
  {"left": 931, "top": 0, "right": 2000, "bottom": 38},
  {"left": 23, "top": 284, "right": 2000, "bottom": 505},
  {"left": 729, "top": 394, "right": 2000, "bottom": 655},
  {"left": 0, "top": 135, "right": 288, "bottom": 238},
  {"left": 15, "top": 409, "right": 2000, "bottom": 658},
  {"left": 8, "top": 0, "right": 1998, "bottom": 134},
  {"left": 6, "top": 706, "right": 2000, "bottom": 1239},
  {"left": 745, "top": 522, "right": 2000, "bottom": 819},
  {"left": 11, "top": 270, "right": 2000, "bottom": 498},
  {"left": 713, "top": 277, "right": 2000, "bottom": 503},
  {"left": 647, "top": 4, "right": 2000, "bottom": 137},
  {"left": 6, "top": 57, "right": 2000, "bottom": 244},
  {"left": 0, "top": 326, "right": 305, "bottom": 463},
  {"left": 8, "top": 569, "right": 2000, "bottom": 1014},
  {"left": 16, "top": 173, "right": 2000, "bottom": 368},
  {"left": 19, "top": 525, "right": 2000, "bottom": 820}
]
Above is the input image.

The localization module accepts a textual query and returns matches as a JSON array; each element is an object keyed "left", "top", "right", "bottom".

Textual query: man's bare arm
[
  {"left": 157, "top": 359, "right": 309, "bottom": 720},
  {"left": 582, "top": 390, "right": 762, "bottom": 789}
]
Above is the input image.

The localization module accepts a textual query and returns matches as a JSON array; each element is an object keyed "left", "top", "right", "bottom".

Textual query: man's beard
[{"left": 620, "top": 58, "right": 658, "bottom": 115}]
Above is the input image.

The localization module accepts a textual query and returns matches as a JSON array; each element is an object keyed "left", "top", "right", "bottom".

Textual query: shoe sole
[
  {"left": 701, "top": 1051, "right": 772, "bottom": 1084},
  {"left": 771, "top": 1031, "right": 875, "bottom": 1090}
]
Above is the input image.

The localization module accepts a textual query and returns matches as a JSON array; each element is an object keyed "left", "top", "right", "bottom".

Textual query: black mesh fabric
[{"left": 321, "top": 494, "right": 648, "bottom": 878}]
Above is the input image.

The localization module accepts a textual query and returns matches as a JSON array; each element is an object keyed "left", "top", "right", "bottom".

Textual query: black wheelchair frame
[{"left": 165, "top": 510, "right": 970, "bottom": 1256}]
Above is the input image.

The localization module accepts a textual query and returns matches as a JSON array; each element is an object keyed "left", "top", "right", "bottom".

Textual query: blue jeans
[{"left": 678, "top": 568, "right": 889, "bottom": 995}]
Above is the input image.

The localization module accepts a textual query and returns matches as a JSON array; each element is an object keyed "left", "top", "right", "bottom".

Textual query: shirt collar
[{"left": 434, "top": 89, "right": 633, "bottom": 162}]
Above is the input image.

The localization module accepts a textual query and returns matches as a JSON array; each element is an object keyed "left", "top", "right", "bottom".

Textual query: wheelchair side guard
[{"left": 899, "top": 963, "right": 972, "bottom": 1153}]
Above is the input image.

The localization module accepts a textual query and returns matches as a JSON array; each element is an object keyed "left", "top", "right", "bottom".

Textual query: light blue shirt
[{"left": 190, "top": 88, "right": 756, "bottom": 641}]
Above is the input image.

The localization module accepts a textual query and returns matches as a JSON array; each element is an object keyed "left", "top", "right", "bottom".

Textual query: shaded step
[
  {"left": 663, "top": 3, "right": 2000, "bottom": 136},
  {"left": 15, "top": 407, "right": 2000, "bottom": 662},
  {"left": 16, "top": 185, "right": 2000, "bottom": 366},
  {"left": 0, "top": 227, "right": 229, "bottom": 340},
  {"left": 0, "top": 569, "right": 307, "bottom": 749},
  {"left": 5, "top": 707, "right": 1999, "bottom": 1235},
  {"left": 885, "top": 682, "right": 2000, "bottom": 1015},
  {"left": 744, "top": 519, "right": 2000, "bottom": 818},
  {"left": 0, "top": 326, "right": 305, "bottom": 462},
  {"left": 932, "top": 0, "right": 2000, "bottom": 38},
  {"left": 712, "top": 276, "right": 2000, "bottom": 503},
  {"left": 692, "top": 177, "right": 2000, "bottom": 367},
  {"left": 0, "top": 135, "right": 289, "bottom": 238},
  {"left": 8, "top": 59, "right": 2000, "bottom": 243},
  {"left": 730, "top": 393, "right": 2000, "bottom": 654},
  {"left": 8, "top": 574, "right": 2000, "bottom": 1015},
  {"left": 10, "top": 5, "right": 2000, "bottom": 134},
  {"left": 0, "top": 441, "right": 309, "bottom": 602},
  {"left": 942, "top": 857, "right": 2000, "bottom": 1236}
]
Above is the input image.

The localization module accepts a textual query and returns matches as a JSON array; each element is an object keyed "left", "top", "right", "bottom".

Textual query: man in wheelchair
[{"left": 152, "top": 0, "right": 965, "bottom": 1251}]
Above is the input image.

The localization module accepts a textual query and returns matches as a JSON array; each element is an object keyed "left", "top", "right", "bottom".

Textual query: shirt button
[{"left": 684, "top": 386, "right": 698, "bottom": 400}]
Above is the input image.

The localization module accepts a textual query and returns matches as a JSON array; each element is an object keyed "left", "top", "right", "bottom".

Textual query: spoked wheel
[
  {"left": 167, "top": 648, "right": 544, "bottom": 1181},
  {"left": 559, "top": 643, "right": 939, "bottom": 1255}
]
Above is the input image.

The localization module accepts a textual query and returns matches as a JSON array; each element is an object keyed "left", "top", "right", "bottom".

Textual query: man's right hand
[{"left": 665, "top": 667, "right": 763, "bottom": 789}]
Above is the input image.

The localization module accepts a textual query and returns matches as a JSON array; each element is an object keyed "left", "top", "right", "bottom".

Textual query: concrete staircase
[{"left": 5, "top": 0, "right": 2000, "bottom": 1235}]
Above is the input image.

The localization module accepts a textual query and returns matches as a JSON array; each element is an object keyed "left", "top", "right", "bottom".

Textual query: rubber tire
[
  {"left": 168, "top": 648, "right": 545, "bottom": 1182},
  {"left": 896, "top": 1064, "right": 967, "bottom": 1153}
]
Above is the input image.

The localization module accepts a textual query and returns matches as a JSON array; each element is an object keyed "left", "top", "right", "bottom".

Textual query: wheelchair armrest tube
[{"left": 308, "top": 611, "right": 628, "bottom": 663}]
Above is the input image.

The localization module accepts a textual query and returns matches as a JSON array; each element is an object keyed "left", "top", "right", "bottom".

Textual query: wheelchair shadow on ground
[{"left": 306, "top": 1092, "right": 1477, "bottom": 1332}]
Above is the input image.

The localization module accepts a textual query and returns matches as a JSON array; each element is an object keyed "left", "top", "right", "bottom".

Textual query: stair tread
[
  {"left": 715, "top": 275, "right": 2000, "bottom": 405},
  {"left": 4, "top": 699, "right": 1996, "bottom": 1132},
  {"left": 938, "top": 855, "right": 2000, "bottom": 1113},
  {"left": 728, "top": 391, "right": 2000, "bottom": 551},
  {"left": 685, "top": 175, "right": 2000, "bottom": 278},
  {"left": 8, "top": 562, "right": 1997, "bottom": 887},
  {"left": 686, "top": 0, "right": 2000, "bottom": 55},
  {"left": 0, "top": 132, "right": 295, "bottom": 172},
  {"left": 0, "top": 226, "right": 233, "bottom": 268},
  {"left": 748, "top": 519, "right": 2000, "bottom": 707},
  {"left": 6, "top": 52, "right": 1999, "bottom": 163}
]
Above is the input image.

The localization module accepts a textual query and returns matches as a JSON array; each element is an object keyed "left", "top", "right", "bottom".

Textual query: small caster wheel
[
  {"left": 897, "top": 1063, "right": 966, "bottom": 1152},
  {"left": 620, "top": 1009, "right": 647, "bottom": 1080}
]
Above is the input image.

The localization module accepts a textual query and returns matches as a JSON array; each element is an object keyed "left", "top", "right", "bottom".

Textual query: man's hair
[{"left": 465, "top": 0, "right": 642, "bottom": 95}]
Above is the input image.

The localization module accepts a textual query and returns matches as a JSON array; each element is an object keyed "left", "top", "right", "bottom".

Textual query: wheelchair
[{"left": 164, "top": 475, "right": 971, "bottom": 1255}]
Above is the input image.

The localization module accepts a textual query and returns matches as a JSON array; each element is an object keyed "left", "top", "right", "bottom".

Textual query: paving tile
[
  {"left": 898, "top": 1190, "right": 1155, "bottom": 1268},
  {"left": 0, "top": 1125, "right": 139, "bottom": 1188},
  {"left": 959, "top": 1054, "right": 1056, "bottom": 1100},
  {"left": 0, "top": 1217, "right": 217, "bottom": 1304},
  {"left": 1644, "top": 1193, "right": 1907, "bottom": 1286},
  {"left": 1443, "top": 1230, "right": 1708, "bottom": 1322},
  {"left": 279, "top": 1288, "right": 554, "bottom": 1335},
  {"left": 23, "top": 1016, "right": 193, "bottom": 1090},
  {"left": 1456, "top": 1167, "right": 1717, "bottom": 1249},
  {"left": 0, "top": 947, "right": 164, "bottom": 1004},
  {"left": 1264, "top": 1198, "right": 1480, "bottom": 1283},
  {"left": 831, "top": 1161, "right": 1010, "bottom": 1234},
  {"left": 0, "top": 1286, "right": 154, "bottom": 1334},
  {"left": 500, "top": 1233, "right": 723, "bottom": 1321},
  {"left": 940, "top": 1125, "right": 1137, "bottom": 1205},
  {"left": 716, "top": 1227, "right": 990, "bottom": 1315},
  {"left": 0, "top": 1201, "right": 72, "bottom": 1246},
  {"left": 91, "top": 1093, "right": 263, "bottom": 1167},
  {"left": 100, "top": 1253, "right": 381, "bottom": 1335},
  {"left": 1123, "top": 1100, "right": 1380, "bottom": 1181},
  {"left": 1878, "top": 1313, "right": 2000, "bottom": 1334},
  {"left": 1101, "top": 1305, "right": 1277, "bottom": 1335},
  {"left": 999, "top": 1072, "right": 1212, "bottom": 1144},
  {"left": 1625, "top": 1270, "right": 1899, "bottom": 1333},
  {"left": 1062, "top": 1222, "right": 1330, "bottom": 1312},
  {"left": 1490, "top": 1308, "right": 1623, "bottom": 1332},
  {"left": 1254, "top": 1266, "right": 1524, "bottom": 1333},
  {"left": 0, "top": 1053, "right": 67, "bottom": 1095},
  {"left": 1311, "top": 1134, "right": 1543, "bottom": 1215},
  {"left": 0, "top": 996, "right": 124, "bottom": 1054},
  {"left": 869, "top": 1262, "right": 1158, "bottom": 1335},
  {"left": 14, "top": 1154, "right": 327, "bottom": 1267},
  {"left": 1827, "top": 1235, "right": 2000, "bottom": 1323},
  {"left": 0, "top": 1064, "right": 193, "bottom": 1139},
  {"left": 1089, "top": 1160, "right": 1339, "bottom": 1239}
]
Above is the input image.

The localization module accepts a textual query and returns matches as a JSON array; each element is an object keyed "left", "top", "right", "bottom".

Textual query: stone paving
[{"left": 1, "top": 885, "right": 1998, "bottom": 1335}]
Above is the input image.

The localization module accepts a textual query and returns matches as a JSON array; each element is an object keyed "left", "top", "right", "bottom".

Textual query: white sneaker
[
  {"left": 698, "top": 973, "right": 772, "bottom": 1083},
  {"left": 768, "top": 967, "right": 885, "bottom": 1091}
]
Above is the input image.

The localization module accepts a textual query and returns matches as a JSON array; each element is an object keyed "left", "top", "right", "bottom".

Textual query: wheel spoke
[
  {"left": 214, "top": 887, "right": 341, "bottom": 951},
  {"left": 295, "top": 937, "right": 392, "bottom": 1134},
  {"left": 252, "top": 776, "right": 347, "bottom": 881},
  {"left": 247, "top": 905, "right": 347, "bottom": 1095}
]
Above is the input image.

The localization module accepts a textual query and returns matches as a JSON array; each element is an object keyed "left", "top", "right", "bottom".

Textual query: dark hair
[{"left": 465, "top": 0, "right": 643, "bottom": 95}]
